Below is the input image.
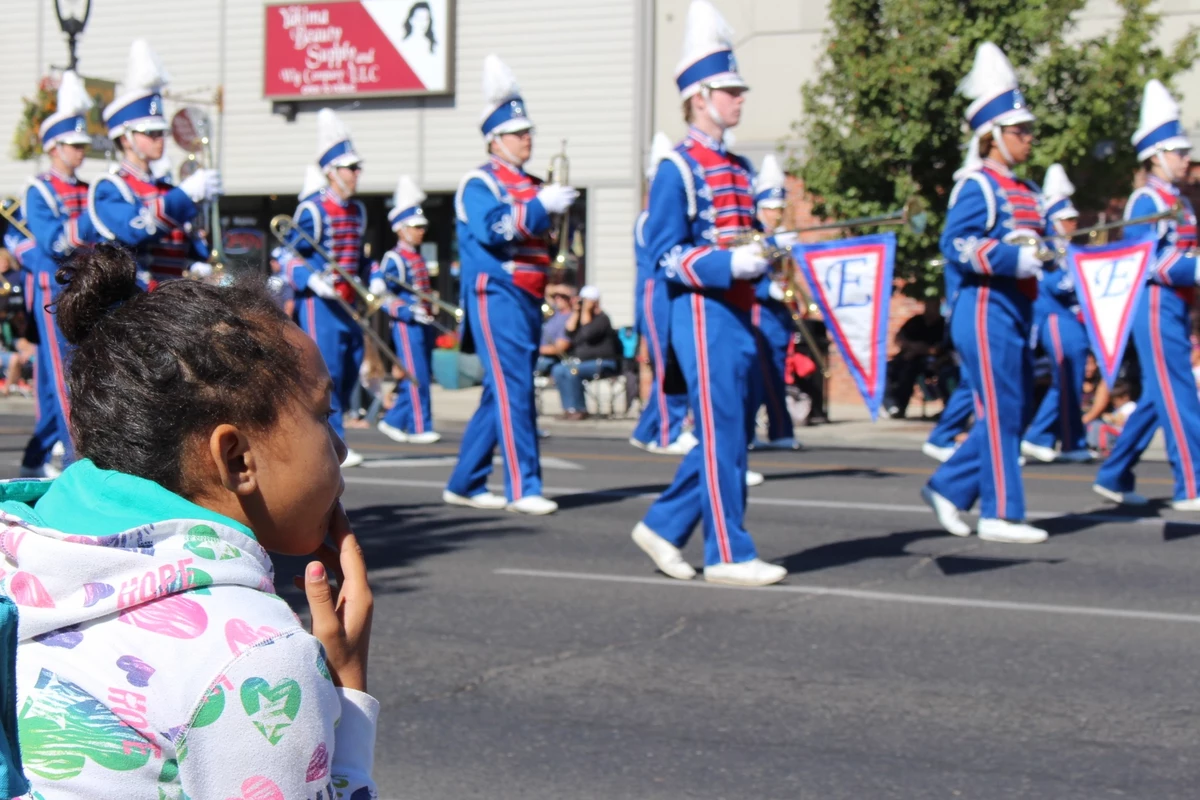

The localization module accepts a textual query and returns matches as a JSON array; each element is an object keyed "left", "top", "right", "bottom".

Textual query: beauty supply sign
[{"left": 264, "top": 1, "right": 454, "bottom": 100}]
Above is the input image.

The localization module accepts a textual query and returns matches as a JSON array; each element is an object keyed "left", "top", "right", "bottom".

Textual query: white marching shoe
[
  {"left": 703, "top": 558, "right": 787, "bottom": 587},
  {"left": 341, "top": 449, "right": 365, "bottom": 468},
  {"left": 976, "top": 518, "right": 1048, "bottom": 544},
  {"left": 18, "top": 464, "right": 53, "bottom": 479},
  {"left": 442, "top": 490, "right": 507, "bottom": 510},
  {"left": 51, "top": 440, "right": 65, "bottom": 458},
  {"left": 407, "top": 431, "right": 442, "bottom": 445},
  {"left": 746, "top": 470, "right": 765, "bottom": 487},
  {"left": 1170, "top": 496, "right": 1200, "bottom": 511},
  {"left": 1020, "top": 440, "right": 1058, "bottom": 463},
  {"left": 632, "top": 430, "right": 699, "bottom": 456},
  {"left": 376, "top": 421, "right": 408, "bottom": 443},
  {"left": 751, "top": 437, "right": 803, "bottom": 451},
  {"left": 921, "top": 442, "right": 957, "bottom": 463},
  {"left": 631, "top": 522, "right": 696, "bottom": 580},
  {"left": 675, "top": 430, "right": 699, "bottom": 453},
  {"left": 1092, "top": 484, "right": 1149, "bottom": 507},
  {"left": 921, "top": 485, "right": 971, "bottom": 536},
  {"left": 507, "top": 495, "right": 559, "bottom": 515}
]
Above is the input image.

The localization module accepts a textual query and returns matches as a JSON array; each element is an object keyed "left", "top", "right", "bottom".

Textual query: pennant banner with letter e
[
  {"left": 791, "top": 233, "right": 896, "bottom": 420},
  {"left": 1067, "top": 235, "right": 1155, "bottom": 389}
]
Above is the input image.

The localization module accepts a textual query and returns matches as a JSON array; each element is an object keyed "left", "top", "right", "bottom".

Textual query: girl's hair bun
[{"left": 55, "top": 243, "right": 142, "bottom": 345}]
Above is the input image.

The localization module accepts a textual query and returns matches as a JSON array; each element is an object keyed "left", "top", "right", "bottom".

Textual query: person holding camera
[{"left": 551, "top": 285, "right": 619, "bottom": 420}]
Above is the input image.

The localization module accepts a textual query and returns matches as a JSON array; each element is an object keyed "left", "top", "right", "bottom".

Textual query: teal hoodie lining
[{"left": 0, "top": 459, "right": 254, "bottom": 540}]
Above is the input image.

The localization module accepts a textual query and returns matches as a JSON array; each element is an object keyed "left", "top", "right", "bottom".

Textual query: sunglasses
[
  {"left": 136, "top": 130, "right": 166, "bottom": 139},
  {"left": 340, "top": 164, "right": 363, "bottom": 172},
  {"left": 1002, "top": 124, "right": 1035, "bottom": 139}
]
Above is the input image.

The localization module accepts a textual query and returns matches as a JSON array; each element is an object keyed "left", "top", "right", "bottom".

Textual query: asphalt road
[{"left": 3, "top": 416, "right": 1199, "bottom": 799}]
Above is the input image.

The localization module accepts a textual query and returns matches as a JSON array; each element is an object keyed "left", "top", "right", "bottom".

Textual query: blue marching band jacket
[
  {"left": 283, "top": 188, "right": 371, "bottom": 301},
  {"left": 373, "top": 241, "right": 432, "bottom": 324}
]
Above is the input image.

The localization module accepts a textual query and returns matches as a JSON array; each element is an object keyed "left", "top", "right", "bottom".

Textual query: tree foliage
[{"left": 794, "top": 0, "right": 1197, "bottom": 296}]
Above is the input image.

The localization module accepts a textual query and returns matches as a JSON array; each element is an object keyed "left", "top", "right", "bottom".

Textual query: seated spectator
[
  {"left": 884, "top": 298, "right": 948, "bottom": 418},
  {"left": 0, "top": 308, "right": 33, "bottom": 397},
  {"left": 552, "top": 285, "right": 620, "bottom": 420},
  {"left": 1085, "top": 379, "right": 1135, "bottom": 457},
  {"left": 536, "top": 285, "right": 573, "bottom": 376}
]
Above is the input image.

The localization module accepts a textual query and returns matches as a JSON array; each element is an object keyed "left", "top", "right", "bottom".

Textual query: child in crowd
[
  {"left": 1085, "top": 380, "right": 1137, "bottom": 458},
  {"left": 0, "top": 244, "right": 377, "bottom": 797}
]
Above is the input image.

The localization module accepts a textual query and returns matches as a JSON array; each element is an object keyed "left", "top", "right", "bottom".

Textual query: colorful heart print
[
  {"left": 82, "top": 582, "right": 114, "bottom": 607},
  {"left": 184, "top": 525, "right": 242, "bottom": 561},
  {"left": 225, "top": 619, "right": 281, "bottom": 656},
  {"left": 33, "top": 626, "right": 82, "bottom": 649},
  {"left": 118, "top": 593, "right": 207, "bottom": 639},
  {"left": 192, "top": 684, "right": 226, "bottom": 729},
  {"left": 117, "top": 655, "right": 155, "bottom": 687},
  {"left": 239, "top": 677, "right": 302, "bottom": 745},
  {"left": 305, "top": 742, "right": 329, "bottom": 782},
  {"left": 10, "top": 571, "right": 54, "bottom": 608},
  {"left": 224, "top": 776, "right": 284, "bottom": 800}
]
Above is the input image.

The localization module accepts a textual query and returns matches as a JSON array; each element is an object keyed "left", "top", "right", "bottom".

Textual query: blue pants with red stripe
[
  {"left": 750, "top": 303, "right": 795, "bottom": 443},
  {"left": 1096, "top": 284, "right": 1200, "bottom": 501},
  {"left": 1025, "top": 306, "right": 1088, "bottom": 452},
  {"left": 632, "top": 277, "right": 688, "bottom": 448},
  {"left": 447, "top": 274, "right": 543, "bottom": 501},
  {"left": 21, "top": 350, "right": 61, "bottom": 469},
  {"left": 297, "top": 294, "right": 363, "bottom": 440},
  {"left": 642, "top": 294, "right": 758, "bottom": 566},
  {"left": 382, "top": 320, "right": 434, "bottom": 435},
  {"left": 928, "top": 285, "right": 1033, "bottom": 520},
  {"left": 927, "top": 369, "right": 973, "bottom": 448},
  {"left": 26, "top": 274, "right": 73, "bottom": 465}
]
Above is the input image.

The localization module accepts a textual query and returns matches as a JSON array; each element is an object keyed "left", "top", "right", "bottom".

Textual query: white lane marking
[
  {"left": 494, "top": 568, "right": 1200, "bottom": 625},
  {"left": 362, "top": 456, "right": 582, "bottom": 471},
  {"left": 342, "top": 476, "right": 1198, "bottom": 530}
]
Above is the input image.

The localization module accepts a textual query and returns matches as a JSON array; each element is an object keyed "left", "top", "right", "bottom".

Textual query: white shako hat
[
  {"left": 674, "top": 0, "right": 748, "bottom": 101},
  {"left": 316, "top": 108, "right": 362, "bottom": 172},
  {"left": 40, "top": 70, "right": 92, "bottom": 149},
  {"left": 299, "top": 164, "right": 327, "bottom": 200},
  {"left": 646, "top": 131, "right": 673, "bottom": 180},
  {"left": 1042, "top": 163, "right": 1078, "bottom": 222},
  {"left": 960, "top": 42, "right": 1034, "bottom": 134},
  {"left": 1133, "top": 79, "right": 1191, "bottom": 162},
  {"left": 389, "top": 175, "right": 428, "bottom": 229},
  {"left": 755, "top": 154, "right": 787, "bottom": 209},
  {"left": 103, "top": 39, "right": 170, "bottom": 139},
  {"left": 480, "top": 54, "right": 533, "bottom": 139}
]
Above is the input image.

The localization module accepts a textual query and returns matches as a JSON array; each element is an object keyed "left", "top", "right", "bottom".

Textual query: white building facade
[{"left": 2, "top": 0, "right": 1198, "bottom": 326}]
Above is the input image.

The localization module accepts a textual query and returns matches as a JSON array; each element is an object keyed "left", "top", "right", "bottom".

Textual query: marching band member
[
  {"left": 4, "top": 212, "right": 60, "bottom": 477},
  {"left": 90, "top": 39, "right": 221, "bottom": 287},
  {"left": 921, "top": 42, "right": 1049, "bottom": 544},
  {"left": 283, "top": 108, "right": 369, "bottom": 468},
  {"left": 749, "top": 154, "right": 800, "bottom": 450},
  {"left": 630, "top": 0, "right": 787, "bottom": 586},
  {"left": 443, "top": 54, "right": 578, "bottom": 515},
  {"left": 631, "top": 132, "right": 695, "bottom": 455},
  {"left": 1094, "top": 80, "right": 1200, "bottom": 510},
  {"left": 374, "top": 175, "right": 441, "bottom": 445},
  {"left": 1021, "top": 164, "right": 1092, "bottom": 463},
  {"left": 21, "top": 70, "right": 97, "bottom": 470}
]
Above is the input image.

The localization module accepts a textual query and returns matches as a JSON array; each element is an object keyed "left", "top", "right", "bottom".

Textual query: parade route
[{"left": 4, "top": 414, "right": 1198, "bottom": 799}]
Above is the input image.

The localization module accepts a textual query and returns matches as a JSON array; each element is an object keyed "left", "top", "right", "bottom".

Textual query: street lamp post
[{"left": 54, "top": 0, "right": 93, "bottom": 71}]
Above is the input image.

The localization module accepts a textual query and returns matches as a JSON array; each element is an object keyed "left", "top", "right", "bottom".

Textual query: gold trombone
[
  {"left": 269, "top": 214, "right": 417, "bottom": 386},
  {"left": 0, "top": 197, "right": 30, "bottom": 297},
  {"left": 170, "top": 106, "right": 225, "bottom": 280},
  {"left": 725, "top": 196, "right": 929, "bottom": 260},
  {"left": 546, "top": 139, "right": 573, "bottom": 272},
  {"left": 1004, "top": 200, "right": 1186, "bottom": 259}
]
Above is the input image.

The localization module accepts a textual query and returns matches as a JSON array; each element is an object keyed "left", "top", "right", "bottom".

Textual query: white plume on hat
[
  {"left": 1132, "top": 79, "right": 1191, "bottom": 159},
  {"left": 953, "top": 142, "right": 983, "bottom": 181},
  {"left": 959, "top": 42, "right": 1033, "bottom": 131},
  {"left": 57, "top": 71, "right": 92, "bottom": 117},
  {"left": 123, "top": 39, "right": 170, "bottom": 94},
  {"left": 675, "top": 0, "right": 747, "bottom": 99},
  {"left": 482, "top": 54, "right": 520, "bottom": 108},
  {"left": 393, "top": 175, "right": 426, "bottom": 211},
  {"left": 300, "top": 164, "right": 327, "bottom": 199},
  {"left": 756, "top": 155, "right": 786, "bottom": 192},
  {"left": 316, "top": 107, "right": 360, "bottom": 169},
  {"left": 1042, "top": 163, "right": 1075, "bottom": 201},
  {"left": 646, "top": 132, "right": 674, "bottom": 180}
]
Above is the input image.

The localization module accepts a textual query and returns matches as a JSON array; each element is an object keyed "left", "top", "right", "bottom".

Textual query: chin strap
[
  {"left": 121, "top": 132, "right": 151, "bottom": 167},
  {"left": 326, "top": 165, "right": 351, "bottom": 198},
  {"left": 992, "top": 125, "right": 1016, "bottom": 166},
  {"left": 700, "top": 86, "right": 728, "bottom": 131},
  {"left": 490, "top": 134, "right": 524, "bottom": 168},
  {"left": 1153, "top": 152, "right": 1176, "bottom": 182}
]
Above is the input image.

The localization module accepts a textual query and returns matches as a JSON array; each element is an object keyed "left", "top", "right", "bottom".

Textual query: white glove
[
  {"left": 1016, "top": 246, "right": 1044, "bottom": 279},
  {"left": 536, "top": 185, "right": 579, "bottom": 215},
  {"left": 412, "top": 306, "right": 434, "bottom": 325},
  {"left": 188, "top": 261, "right": 213, "bottom": 278},
  {"left": 730, "top": 243, "right": 770, "bottom": 280},
  {"left": 178, "top": 168, "right": 222, "bottom": 203},
  {"left": 768, "top": 280, "right": 787, "bottom": 302},
  {"left": 369, "top": 278, "right": 387, "bottom": 297},
  {"left": 771, "top": 231, "right": 799, "bottom": 250},
  {"left": 307, "top": 274, "right": 337, "bottom": 299}
]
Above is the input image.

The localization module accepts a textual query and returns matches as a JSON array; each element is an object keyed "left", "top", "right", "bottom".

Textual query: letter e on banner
[
  {"left": 1068, "top": 235, "right": 1155, "bottom": 389},
  {"left": 793, "top": 233, "right": 896, "bottom": 420}
]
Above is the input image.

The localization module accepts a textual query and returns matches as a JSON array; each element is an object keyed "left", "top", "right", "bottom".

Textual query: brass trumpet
[
  {"left": 269, "top": 214, "right": 417, "bottom": 386},
  {"left": 546, "top": 139, "right": 572, "bottom": 271},
  {"left": 170, "top": 106, "right": 225, "bottom": 279}
]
